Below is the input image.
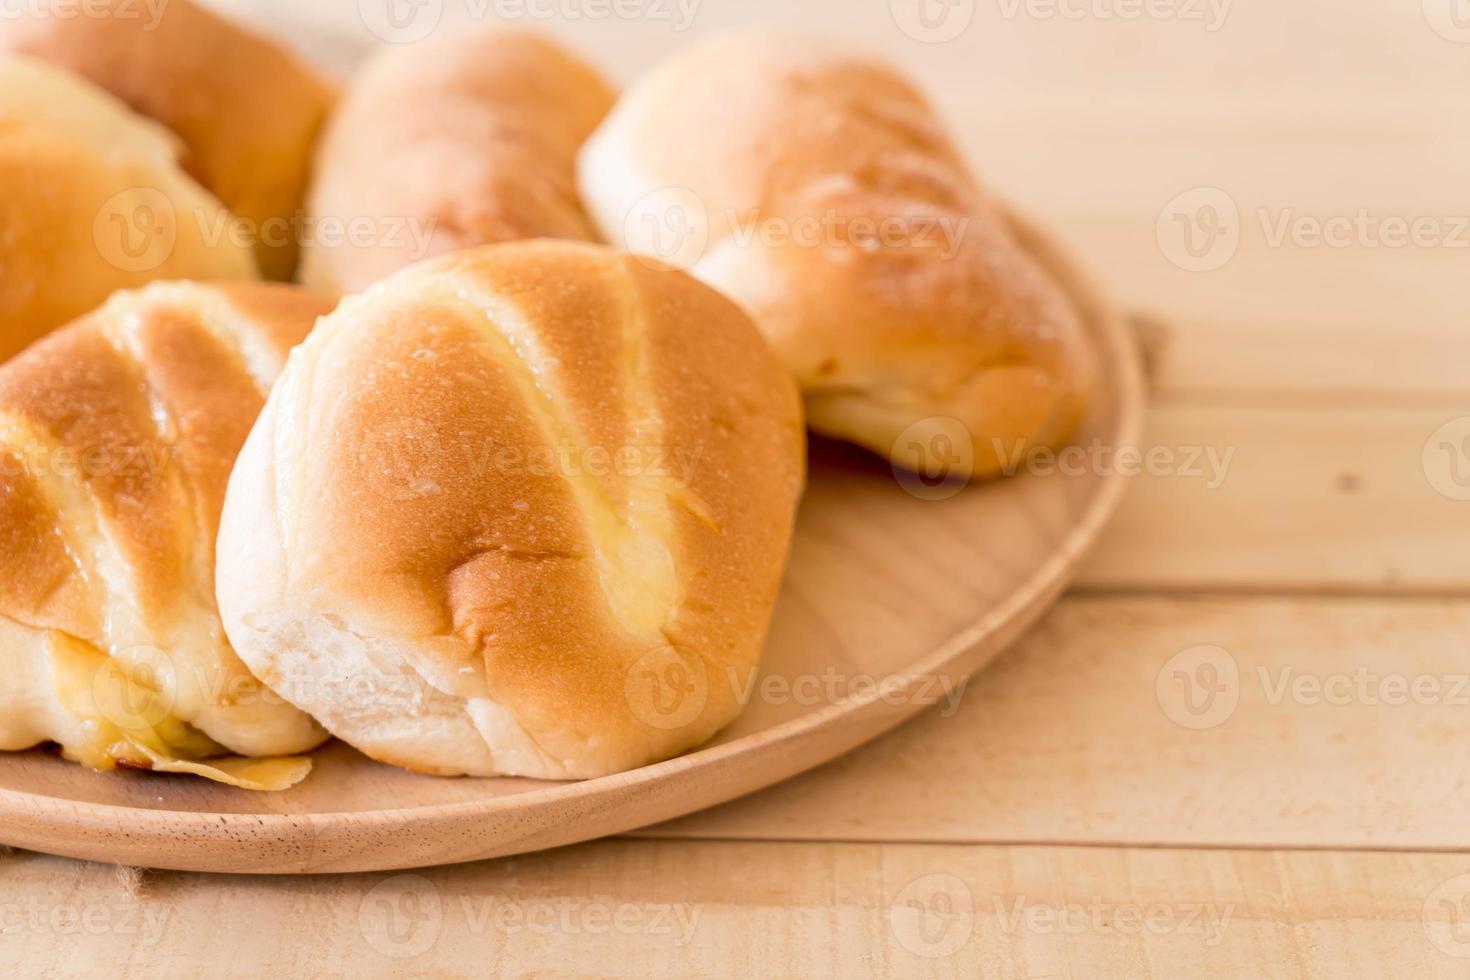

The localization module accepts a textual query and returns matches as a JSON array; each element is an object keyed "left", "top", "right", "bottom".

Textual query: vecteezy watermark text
[
  {"left": 357, "top": 875, "right": 702, "bottom": 959},
  {"left": 1158, "top": 186, "right": 1470, "bottom": 272},
  {"left": 0, "top": 0, "right": 169, "bottom": 30},
  {"left": 358, "top": 0, "right": 700, "bottom": 44}
]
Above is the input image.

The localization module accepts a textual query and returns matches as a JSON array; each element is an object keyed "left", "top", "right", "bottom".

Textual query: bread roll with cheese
[
  {"left": 0, "top": 0, "right": 335, "bottom": 280},
  {"left": 579, "top": 32, "right": 1096, "bottom": 479},
  {"left": 0, "top": 281, "right": 334, "bottom": 790},
  {"left": 218, "top": 240, "right": 805, "bottom": 780},
  {"left": 300, "top": 28, "right": 614, "bottom": 295},
  {"left": 0, "top": 56, "right": 258, "bottom": 364}
]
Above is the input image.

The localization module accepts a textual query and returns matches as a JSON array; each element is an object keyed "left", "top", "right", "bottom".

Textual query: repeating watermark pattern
[
  {"left": 91, "top": 190, "right": 437, "bottom": 274},
  {"left": 1425, "top": 874, "right": 1470, "bottom": 958},
  {"left": 1157, "top": 187, "right": 1241, "bottom": 273},
  {"left": 892, "top": 418, "right": 1237, "bottom": 500},
  {"left": 1158, "top": 644, "right": 1470, "bottom": 731},
  {"left": 624, "top": 646, "right": 710, "bottom": 732},
  {"left": 1159, "top": 186, "right": 1470, "bottom": 272},
  {"left": 87, "top": 644, "right": 184, "bottom": 733},
  {"left": 993, "top": 439, "right": 1235, "bottom": 487},
  {"left": 1423, "top": 0, "right": 1470, "bottom": 43},
  {"left": 84, "top": 647, "right": 441, "bottom": 731},
  {"left": 624, "top": 657, "right": 972, "bottom": 732},
  {"left": 623, "top": 187, "right": 971, "bottom": 273},
  {"left": 358, "top": 0, "right": 700, "bottom": 44},
  {"left": 891, "top": 417, "right": 975, "bottom": 501},
  {"left": 359, "top": 875, "right": 444, "bottom": 959},
  {"left": 360, "top": 417, "right": 704, "bottom": 503},
  {"left": 891, "top": 0, "right": 977, "bottom": 43},
  {"left": 0, "top": 441, "right": 173, "bottom": 486},
  {"left": 890, "top": 874, "right": 976, "bottom": 959},
  {"left": 194, "top": 211, "right": 437, "bottom": 264},
  {"left": 996, "top": 0, "right": 1232, "bottom": 31},
  {"left": 0, "top": 0, "right": 169, "bottom": 29},
  {"left": 893, "top": 0, "right": 1232, "bottom": 42},
  {"left": 93, "top": 188, "right": 179, "bottom": 274},
  {"left": 994, "top": 896, "right": 1235, "bottom": 946},
  {"left": 1424, "top": 417, "right": 1470, "bottom": 502},
  {"left": 0, "top": 896, "right": 167, "bottom": 945},
  {"left": 357, "top": 875, "right": 702, "bottom": 959},
  {"left": 1156, "top": 644, "right": 1241, "bottom": 730}
]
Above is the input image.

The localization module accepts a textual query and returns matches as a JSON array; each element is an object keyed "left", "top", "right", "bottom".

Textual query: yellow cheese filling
[{"left": 46, "top": 631, "right": 312, "bottom": 792}]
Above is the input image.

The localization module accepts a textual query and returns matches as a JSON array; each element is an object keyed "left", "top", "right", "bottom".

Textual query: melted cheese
[{"left": 46, "top": 631, "right": 311, "bottom": 792}]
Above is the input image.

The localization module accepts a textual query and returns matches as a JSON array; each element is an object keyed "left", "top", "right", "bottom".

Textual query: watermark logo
[
  {"left": 891, "top": 425, "right": 1237, "bottom": 500},
  {"left": 1160, "top": 188, "right": 1470, "bottom": 272},
  {"left": 1424, "top": 873, "right": 1470, "bottom": 957},
  {"left": 88, "top": 645, "right": 181, "bottom": 734},
  {"left": 359, "top": 875, "right": 444, "bottom": 959},
  {"left": 1157, "top": 187, "right": 1241, "bottom": 272},
  {"left": 995, "top": 896, "right": 1234, "bottom": 946},
  {"left": 360, "top": 415, "right": 446, "bottom": 504},
  {"left": 891, "top": 0, "right": 976, "bottom": 42},
  {"left": 0, "top": 0, "right": 170, "bottom": 30},
  {"left": 0, "top": 896, "right": 168, "bottom": 945},
  {"left": 360, "top": 0, "right": 701, "bottom": 43},
  {"left": 995, "top": 0, "right": 1232, "bottom": 31},
  {"left": 623, "top": 186, "right": 711, "bottom": 271},
  {"left": 92, "top": 187, "right": 177, "bottom": 274},
  {"left": 625, "top": 646, "right": 709, "bottom": 731},
  {"left": 891, "top": 417, "right": 975, "bottom": 500},
  {"left": 1424, "top": 417, "right": 1470, "bottom": 501},
  {"left": 358, "top": 0, "right": 443, "bottom": 43},
  {"left": 1423, "top": 0, "right": 1470, "bottom": 43},
  {"left": 1156, "top": 644, "right": 1240, "bottom": 730},
  {"left": 890, "top": 874, "right": 976, "bottom": 958}
]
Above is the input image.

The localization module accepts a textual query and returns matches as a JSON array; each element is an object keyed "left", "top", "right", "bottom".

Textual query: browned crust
[
  {"left": 0, "top": 280, "right": 332, "bottom": 705},
  {"left": 302, "top": 28, "right": 615, "bottom": 294},
  {"left": 581, "top": 31, "right": 1097, "bottom": 476},
  {"left": 222, "top": 240, "right": 806, "bottom": 776},
  {"left": 0, "top": 0, "right": 337, "bottom": 280}
]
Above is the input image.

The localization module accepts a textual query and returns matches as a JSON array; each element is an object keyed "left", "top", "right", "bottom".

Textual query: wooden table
[{"left": 4, "top": 1, "right": 1468, "bottom": 975}]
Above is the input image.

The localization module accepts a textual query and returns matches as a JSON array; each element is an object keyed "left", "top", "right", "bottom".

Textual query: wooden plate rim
[{"left": 0, "top": 214, "right": 1146, "bottom": 859}]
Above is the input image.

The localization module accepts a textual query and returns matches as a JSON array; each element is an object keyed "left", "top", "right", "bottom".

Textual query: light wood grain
[
  {"left": 1077, "top": 403, "right": 1470, "bottom": 592},
  {"left": 644, "top": 595, "right": 1470, "bottom": 850},
  {"left": 6, "top": 3, "right": 1464, "bottom": 976},
  {"left": 3, "top": 839, "right": 1469, "bottom": 978}
]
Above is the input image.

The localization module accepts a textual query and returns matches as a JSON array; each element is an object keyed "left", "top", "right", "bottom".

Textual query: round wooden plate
[{"left": 0, "top": 218, "right": 1144, "bottom": 873}]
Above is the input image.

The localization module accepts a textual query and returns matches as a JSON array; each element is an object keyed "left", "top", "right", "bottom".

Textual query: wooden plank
[
  {"left": 2, "top": 840, "right": 1467, "bottom": 978},
  {"left": 1077, "top": 403, "right": 1470, "bottom": 592},
  {"left": 646, "top": 596, "right": 1470, "bottom": 850}
]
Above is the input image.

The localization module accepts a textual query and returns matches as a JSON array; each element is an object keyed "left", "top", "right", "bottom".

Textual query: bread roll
[
  {"left": 0, "top": 0, "right": 335, "bottom": 280},
  {"left": 0, "top": 56, "right": 258, "bottom": 365},
  {"left": 300, "top": 28, "right": 614, "bottom": 295},
  {"left": 0, "top": 281, "right": 334, "bottom": 790},
  {"left": 218, "top": 240, "right": 805, "bottom": 779},
  {"left": 579, "top": 32, "right": 1096, "bottom": 479}
]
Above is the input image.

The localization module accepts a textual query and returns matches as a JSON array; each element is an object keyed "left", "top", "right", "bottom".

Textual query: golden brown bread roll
[
  {"left": 0, "top": 280, "right": 335, "bottom": 790},
  {"left": 217, "top": 240, "right": 805, "bottom": 779},
  {"left": 0, "top": 55, "right": 257, "bottom": 365},
  {"left": 300, "top": 28, "right": 615, "bottom": 295},
  {"left": 0, "top": 0, "right": 336, "bottom": 280},
  {"left": 579, "top": 32, "right": 1096, "bottom": 479}
]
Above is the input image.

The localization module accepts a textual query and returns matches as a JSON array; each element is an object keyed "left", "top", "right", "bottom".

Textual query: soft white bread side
[
  {"left": 0, "top": 281, "right": 334, "bottom": 788},
  {"left": 217, "top": 240, "right": 806, "bottom": 779},
  {"left": 579, "top": 32, "right": 1096, "bottom": 479},
  {"left": 0, "top": 0, "right": 337, "bottom": 280},
  {"left": 300, "top": 28, "right": 615, "bottom": 295},
  {"left": 0, "top": 56, "right": 257, "bottom": 364}
]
